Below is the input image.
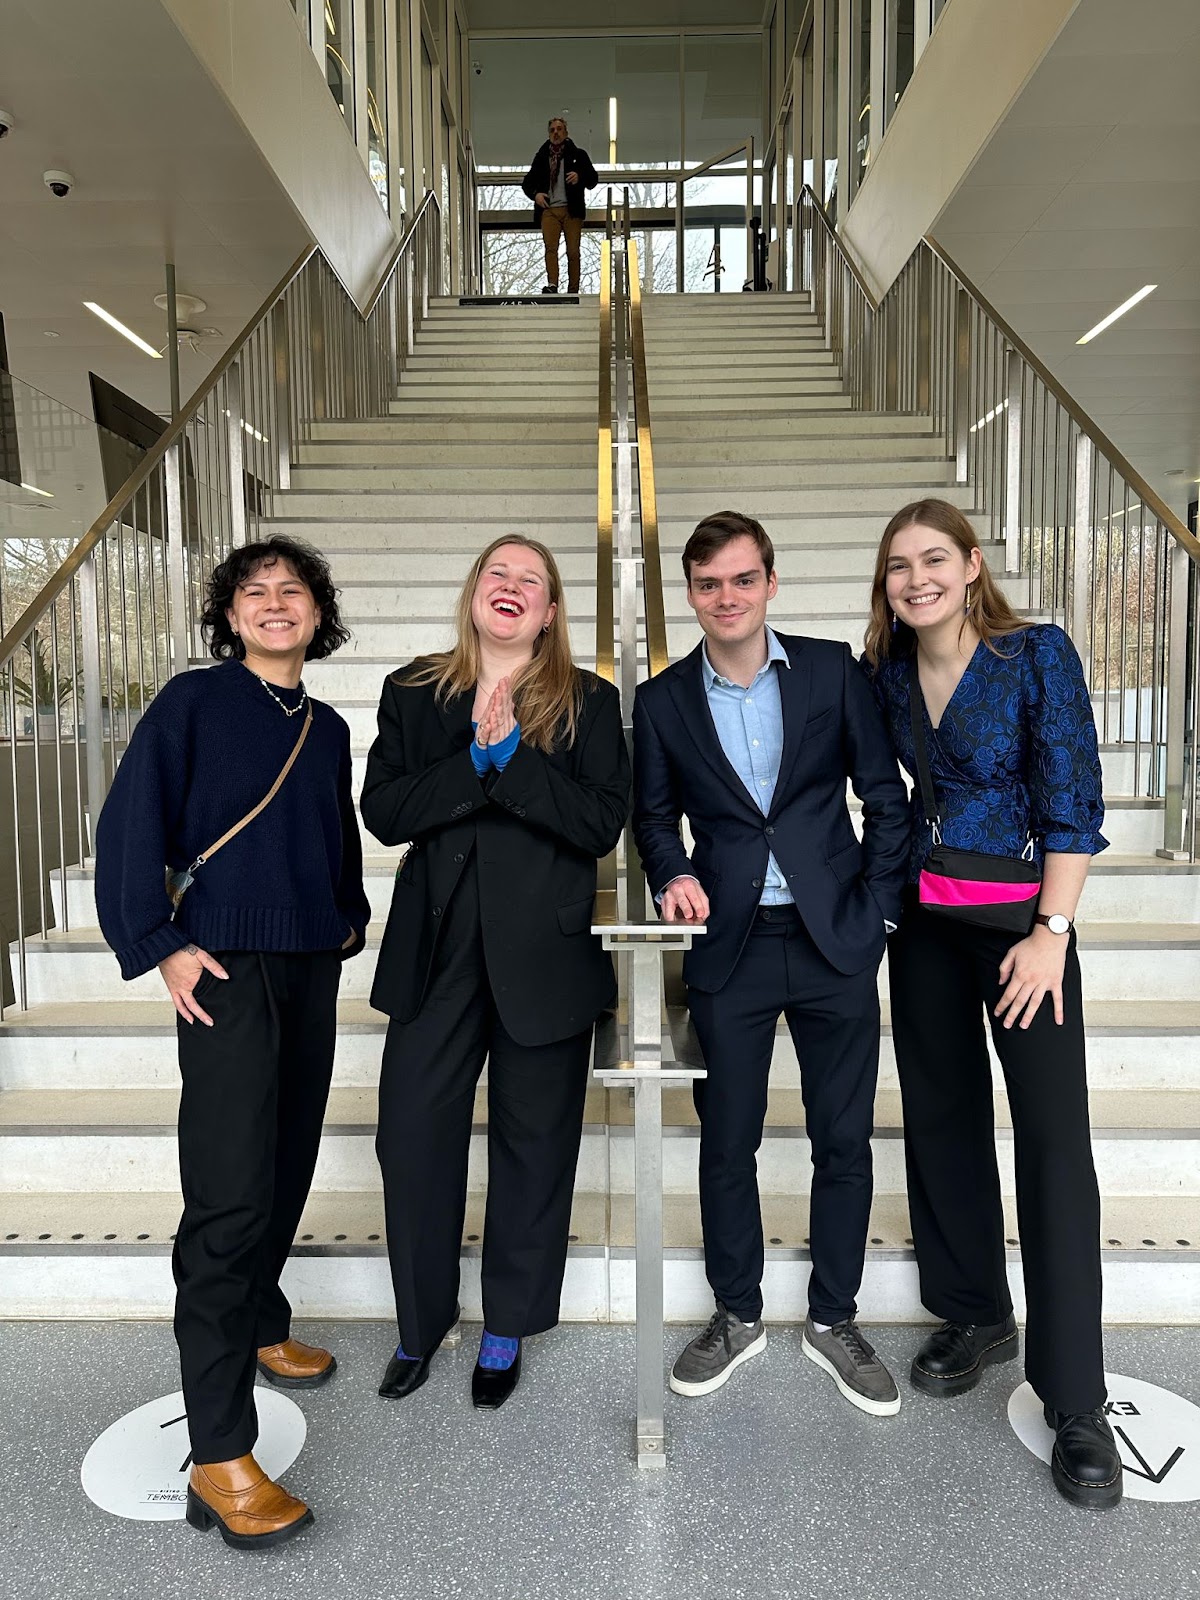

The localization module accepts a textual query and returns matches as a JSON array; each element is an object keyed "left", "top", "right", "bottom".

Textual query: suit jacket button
[
  {"left": 752, "top": 878, "right": 762, "bottom": 889},
  {"left": 765, "top": 825, "right": 775, "bottom": 836},
  {"left": 454, "top": 852, "right": 464, "bottom": 863},
  {"left": 433, "top": 906, "right": 442, "bottom": 917}
]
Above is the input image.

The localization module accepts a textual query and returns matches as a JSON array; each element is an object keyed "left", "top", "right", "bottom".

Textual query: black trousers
[
  {"left": 173, "top": 949, "right": 341, "bottom": 1465},
  {"left": 376, "top": 866, "right": 593, "bottom": 1356},
  {"left": 887, "top": 903, "right": 1106, "bottom": 1414},
  {"left": 687, "top": 905, "right": 881, "bottom": 1327}
]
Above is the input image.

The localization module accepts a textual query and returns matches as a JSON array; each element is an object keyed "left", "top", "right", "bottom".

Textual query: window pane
[
  {"left": 683, "top": 35, "right": 761, "bottom": 164},
  {"left": 366, "top": 0, "right": 388, "bottom": 211},
  {"left": 325, "top": 0, "right": 353, "bottom": 124},
  {"left": 824, "top": 0, "right": 839, "bottom": 217},
  {"left": 856, "top": 0, "right": 871, "bottom": 191}
]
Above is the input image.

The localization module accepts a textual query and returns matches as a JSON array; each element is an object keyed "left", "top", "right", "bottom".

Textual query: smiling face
[
  {"left": 548, "top": 118, "right": 567, "bottom": 146},
  {"left": 469, "top": 542, "right": 557, "bottom": 652},
  {"left": 686, "top": 534, "right": 777, "bottom": 650},
  {"left": 225, "top": 557, "right": 320, "bottom": 664},
  {"left": 884, "top": 522, "right": 982, "bottom": 634}
]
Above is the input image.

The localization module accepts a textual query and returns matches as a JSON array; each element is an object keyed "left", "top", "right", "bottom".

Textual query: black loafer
[
  {"left": 1043, "top": 1404, "right": 1124, "bottom": 1509},
  {"left": 910, "top": 1313, "right": 1019, "bottom": 1395},
  {"left": 378, "top": 1349, "right": 435, "bottom": 1400},
  {"left": 471, "top": 1342, "right": 522, "bottom": 1410}
]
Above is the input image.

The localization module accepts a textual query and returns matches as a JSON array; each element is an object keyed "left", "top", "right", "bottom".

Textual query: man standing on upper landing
[
  {"left": 521, "top": 116, "right": 598, "bottom": 295},
  {"left": 632, "top": 511, "right": 910, "bottom": 1415}
]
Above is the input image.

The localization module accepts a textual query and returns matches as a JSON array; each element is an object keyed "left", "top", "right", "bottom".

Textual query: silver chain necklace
[{"left": 250, "top": 669, "right": 308, "bottom": 718}]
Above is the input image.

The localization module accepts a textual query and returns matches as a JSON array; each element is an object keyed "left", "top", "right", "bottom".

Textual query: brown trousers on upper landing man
[{"left": 540, "top": 204, "right": 583, "bottom": 292}]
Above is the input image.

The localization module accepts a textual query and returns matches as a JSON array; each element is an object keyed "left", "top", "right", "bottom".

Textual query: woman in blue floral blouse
[{"left": 863, "top": 498, "right": 1122, "bottom": 1511}]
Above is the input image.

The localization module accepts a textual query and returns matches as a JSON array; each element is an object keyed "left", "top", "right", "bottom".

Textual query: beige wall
[
  {"left": 840, "top": 0, "right": 1082, "bottom": 298},
  {"left": 160, "top": 0, "right": 399, "bottom": 309}
]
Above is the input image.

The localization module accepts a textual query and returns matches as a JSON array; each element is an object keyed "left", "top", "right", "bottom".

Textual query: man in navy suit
[{"left": 632, "top": 511, "right": 910, "bottom": 1414}]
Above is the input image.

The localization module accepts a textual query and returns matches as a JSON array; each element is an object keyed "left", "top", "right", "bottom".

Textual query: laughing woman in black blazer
[{"left": 361, "top": 536, "right": 630, "bottom": 1410}]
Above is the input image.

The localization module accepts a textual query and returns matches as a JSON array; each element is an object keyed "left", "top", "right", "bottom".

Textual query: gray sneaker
[
  {"left": 802, "top": 1315, "right": 901, "bottom": 1416},
  {"left": 669, "top": 1303, "right": 767, "bottom": 1397}
]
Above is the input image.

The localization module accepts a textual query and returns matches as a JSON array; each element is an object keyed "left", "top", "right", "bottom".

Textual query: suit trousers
[
  {"left": 687, "top": 905, "right": 881, "bottom": 1326},
  {"left": 540, "top": 204, "right": 583, "bottom": 290},
  {"left": 887, "top": 903, "right": 1105, "bottom": 1414},
  {"left": 173, "top": 948, "right": 341, "bottom": 1465},
  {"left": 375, "top": 862, "right": 593, "bottom": 1355}
]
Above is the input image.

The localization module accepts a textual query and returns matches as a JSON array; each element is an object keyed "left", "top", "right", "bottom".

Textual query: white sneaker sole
[
  {"left": 669, "top": 1327, "right": 767, "bottom": 1397},
  {"left": 802, "top": 1334, "right": 902, "bottom": 1416}
]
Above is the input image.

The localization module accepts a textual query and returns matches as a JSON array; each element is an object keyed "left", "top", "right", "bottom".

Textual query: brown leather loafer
[
  {"left": 256, "top": 1337, "right": 337, "bottom": 1388},
  {"left": 186, "top": 1455, "right": 313, "bottom": 1549}
]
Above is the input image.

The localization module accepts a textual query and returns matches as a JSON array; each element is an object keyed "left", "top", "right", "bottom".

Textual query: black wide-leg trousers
[
  {"left": 174, "top": 949, "right": 341, "bottom": 1465},
  {"left": 687, "top": 906, "right": 882, "bottom": 1327},
  {"left": 887, "top": 904, "right": 1106, "bottom": 1414},
  {"left": 376, "top": 870, "right": 593, "bottom": 1357}
]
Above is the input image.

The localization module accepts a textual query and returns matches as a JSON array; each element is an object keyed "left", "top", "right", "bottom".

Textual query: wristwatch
[{"left": 1034, "top": 912, "right": 1073, "bottom": 935}]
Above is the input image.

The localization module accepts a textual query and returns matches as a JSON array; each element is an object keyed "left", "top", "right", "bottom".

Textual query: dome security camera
[
  {"left": 0, "top": 110, "right": 13, "bottom": 138},
  {"left": 44, "top": 169, "right": 75, "bottom": 197}
]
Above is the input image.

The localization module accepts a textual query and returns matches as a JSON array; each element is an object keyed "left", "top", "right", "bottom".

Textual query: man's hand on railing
[
  {"left": 659, "top": 876, "right": 709, "bottom": 924},
  {"left": 159, "top": 945, "right": 229, "bottom": 1027}
]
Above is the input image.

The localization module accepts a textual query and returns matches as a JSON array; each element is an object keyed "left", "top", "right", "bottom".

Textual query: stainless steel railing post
[{"left": 78, "top": 551, "right": 107, "bottom": 845}]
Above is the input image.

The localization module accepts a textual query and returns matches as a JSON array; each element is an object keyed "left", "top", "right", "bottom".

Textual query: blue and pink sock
[{"left": 478, "top": 1330, "right": 519, "bottom": 1371}]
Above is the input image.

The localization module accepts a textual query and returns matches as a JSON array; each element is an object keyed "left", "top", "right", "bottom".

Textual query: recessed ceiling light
[
  {"left": 42, "top": 329, "right": 60, "bottom": 339},
  {"left": 83, "top": 301, "right": 162, "bottom": 359},
  {"left": 1076, "top": 285, "right": 1157, "bottom": 346}
]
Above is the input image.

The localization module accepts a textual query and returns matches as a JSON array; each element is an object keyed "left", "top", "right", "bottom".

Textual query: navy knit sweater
[{"left": 95, "top": 659, "right": 370, "bottom": 980}]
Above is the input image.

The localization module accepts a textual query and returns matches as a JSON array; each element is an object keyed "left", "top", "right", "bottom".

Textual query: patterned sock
[
  {"left": 478, "top": 1330, "right": 520, "bottom": 1371},
  {"left": 394, "top": 1337, "right": 419, "bottom": 1361}
]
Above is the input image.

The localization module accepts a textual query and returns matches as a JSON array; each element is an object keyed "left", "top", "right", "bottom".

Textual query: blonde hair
[
  {"left": 863, "top": 498, "right": 1028, "bottom": 667},
  {"left": 399, "top": 536, "right": 584, "bottom": 752}
]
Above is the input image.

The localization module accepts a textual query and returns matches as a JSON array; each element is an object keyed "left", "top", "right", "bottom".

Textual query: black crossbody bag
[{"left": 908, "top": 660, "right": 1041, "bottom": 934}]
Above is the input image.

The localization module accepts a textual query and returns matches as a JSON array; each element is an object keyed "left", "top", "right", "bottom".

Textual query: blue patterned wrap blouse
[{"left": 863, "top": 624, "right": 1108, "bottom": 885}]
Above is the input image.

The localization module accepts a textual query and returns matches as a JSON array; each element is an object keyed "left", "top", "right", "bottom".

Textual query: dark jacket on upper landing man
[{"left": 521, "top": 140, "right": 598, "bottom": 226}]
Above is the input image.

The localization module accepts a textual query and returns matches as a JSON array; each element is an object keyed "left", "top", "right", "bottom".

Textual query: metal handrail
[
  {"left": 674, "top": 138, "right": 755, "bottom": 294},
  {"left": 626, "top": 237, "right": 668, "bottom": 679},
  {"left": 0, "top": 189, "right": 444, "bottom": 1012},
  {"left": 797, "top": 181, "right": 1200, "bottom": 859}
]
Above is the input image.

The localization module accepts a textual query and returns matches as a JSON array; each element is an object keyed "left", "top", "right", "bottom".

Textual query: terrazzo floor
[{"left": 1, "top": 1320, "right": 1196, "bottom": 1600}]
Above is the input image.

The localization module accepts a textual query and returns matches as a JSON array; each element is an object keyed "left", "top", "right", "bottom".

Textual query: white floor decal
[
  {"left": 1008, "top": 1372, "right": 1200, "bottom": 1504},
  {"left": 81, "top": 1389, "right": 307, "bottom": 1521}
]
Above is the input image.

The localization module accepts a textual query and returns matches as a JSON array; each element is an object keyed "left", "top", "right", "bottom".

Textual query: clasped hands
[{"left": 476, "top": 677, "right": 516, "bottom": 751}]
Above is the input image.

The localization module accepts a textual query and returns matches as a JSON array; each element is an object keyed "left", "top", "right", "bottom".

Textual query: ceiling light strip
[
  {"left": 1076, "top": 285, "right": 1157, "bottom": 346},
  {"left": 83, "top": 302, "right": 162, "bottom": 359}
]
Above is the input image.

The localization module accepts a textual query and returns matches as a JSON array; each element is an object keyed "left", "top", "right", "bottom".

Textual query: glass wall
[
  {"left": 324, "top": 0, "right": 354, "bottom": 123},
  {"left": 366, "top": 0, "right": 389, "bottom": 211},
  {"left": 854, "top": 0, "right": 872, "bottom": 194},
  {"left": 823, "top": 0, "right": 840, "bottom": 218}
]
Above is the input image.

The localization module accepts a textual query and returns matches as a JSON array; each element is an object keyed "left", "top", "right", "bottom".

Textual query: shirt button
[
  {"left": 759, "top": 779, "right": 768, "bottom": 787},
  {"left": 746, "top": 697, "right": 754, "bottom": 704},
  {"left": 752, "top": 739, "right": 759, "bottom": 747}
]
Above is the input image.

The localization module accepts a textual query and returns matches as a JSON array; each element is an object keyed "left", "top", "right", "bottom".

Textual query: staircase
[{"left": 1, "top": 292, "right": 1196, "bottom": 1327}]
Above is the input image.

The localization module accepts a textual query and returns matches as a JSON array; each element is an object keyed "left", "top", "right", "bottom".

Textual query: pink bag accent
[{"left": 919, "top": 870, "right": 1041, "bottom": 909}]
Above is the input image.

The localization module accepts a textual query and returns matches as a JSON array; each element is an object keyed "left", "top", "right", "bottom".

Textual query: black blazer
[
  {"left": 632, "top": 632, "right": 910, "bottom": 992},
  {"left": 521, "top": 140, "right": 598, "bottom": 224},
  {"left": 360, "top": 668, "right": 631, "bottom": 1047}
]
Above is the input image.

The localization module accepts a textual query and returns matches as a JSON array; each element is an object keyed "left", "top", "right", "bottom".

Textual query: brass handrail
[
  {"left": 595, "top": 235, "right": 615, "bottom": 686},
  {"left": 626, "top": 238, "right": 668, "bottom": 678}
]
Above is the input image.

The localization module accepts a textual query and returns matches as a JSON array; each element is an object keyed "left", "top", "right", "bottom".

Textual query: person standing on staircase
[
  {"left": 94, "top": 535, "right": 370, "bottom": 1551},
  {"left": 632, "top": 511, "right": 911, "bottom": 1416},
  {"left": 521, "top": 116, "right": 598, "bottom": 296},
  {"left": 862, "top": 497, "right": 1122, "bottom": 1510},
  {"left": 362, "top": 537, "right": 629, "bottom": 1411}
]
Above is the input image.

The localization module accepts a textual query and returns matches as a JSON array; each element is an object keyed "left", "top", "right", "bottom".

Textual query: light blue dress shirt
[{"left": 701, "top": 628, "right": 794, "bottom": 906}]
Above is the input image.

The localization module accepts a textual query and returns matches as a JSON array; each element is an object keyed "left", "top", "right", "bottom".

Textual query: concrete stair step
[
  {"left": 306, "top": 419, "right": 595, "bottom": 443},
  {"left": 1, "top": 1191, "right": 1194, "bottom": 1322},
  {"left": 652, "top": 413, "right": 939, "bottom": 439},
  {"left": 386, "top": 396, "right": 597, "bottom": 415},
  {"left": 264, "top": 519, "right": 598, "bottom": 550},
  {"left": 652, "top": 395, "right": 855, "bottom": 413},
  {"left": 290, "top": 466, "right": 593, "bottom": 492},
  {"left": 297, "top": 442, "right": 589, "bottom": 467},
  {"left": 655, "top": 461, "right": 957, "bottom": 489},
  {"left": 270, "top": 490, "right": 598, "bottom": 517},
  {"left": 3, "top": 993, "right": 1199, "bottom": 1092},
  {"left": 653, "top": 438, "right": 951, "bottom": 465},
  {"left": 405, "top": 351, "right": 596, "bottom": 369}
]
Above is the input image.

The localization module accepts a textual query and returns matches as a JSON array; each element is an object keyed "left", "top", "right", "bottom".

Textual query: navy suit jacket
[{"left": 632, "top": 631, "right": 910, "bottom": 992}]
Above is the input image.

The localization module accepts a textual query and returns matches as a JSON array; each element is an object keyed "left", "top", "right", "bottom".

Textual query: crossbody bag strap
[
  {"left": 906, "top": 658, "right": 941, "bottom": 834},
  {"left": 191, "top": 702, "right": 313, "bottom": 869}
]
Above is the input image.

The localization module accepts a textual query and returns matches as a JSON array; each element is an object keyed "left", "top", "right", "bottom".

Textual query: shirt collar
[{"left": 701, "top": 627, "right": 789, "bottom": 692}]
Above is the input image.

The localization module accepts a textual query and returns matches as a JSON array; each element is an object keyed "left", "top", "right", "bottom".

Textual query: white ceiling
[
  {"left": 465, "top": 1, "right": 763, "bottom": 29},
  {"left": 0, "top": 0, "right": 309, "bottom": 424},
  {"left": 933, "top": 0, "right": 1200, "bottom": 516}
]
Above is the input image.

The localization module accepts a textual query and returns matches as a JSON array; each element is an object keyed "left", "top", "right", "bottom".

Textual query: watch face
[{"left": 1047, "top": 914, "right": 1070, "bottom": 935}]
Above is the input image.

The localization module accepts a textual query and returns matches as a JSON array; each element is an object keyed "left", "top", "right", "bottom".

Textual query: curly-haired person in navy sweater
[
  {"left": 95, "top": 535, "right": 369, "bottom": 1550},
  {"left": 863, "top": 498, "right": 1122, "bottom": 1512}
]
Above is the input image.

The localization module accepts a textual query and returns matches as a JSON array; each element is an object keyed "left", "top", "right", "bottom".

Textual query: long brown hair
[
  {"left": 399, "top": 536, "right": 584, "bottom": 752},
  {"left": 862, "top": 498, "right": 1028, "bottom": 667}
]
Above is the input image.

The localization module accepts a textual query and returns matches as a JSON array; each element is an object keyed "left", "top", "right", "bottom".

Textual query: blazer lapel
[
  {"left": 435, "top": 686, "right": 474, "bottom": 749},
  {"left": 665, "top": 646, "right": 762, "bottom": 818},
  {"left": 768, "top": 638, "right": 812, "bottom": 816}
]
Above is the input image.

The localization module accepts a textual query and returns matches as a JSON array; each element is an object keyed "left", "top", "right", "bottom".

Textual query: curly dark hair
[{"left": 201, "top": 536, "right": 351, "bottom": 661}]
